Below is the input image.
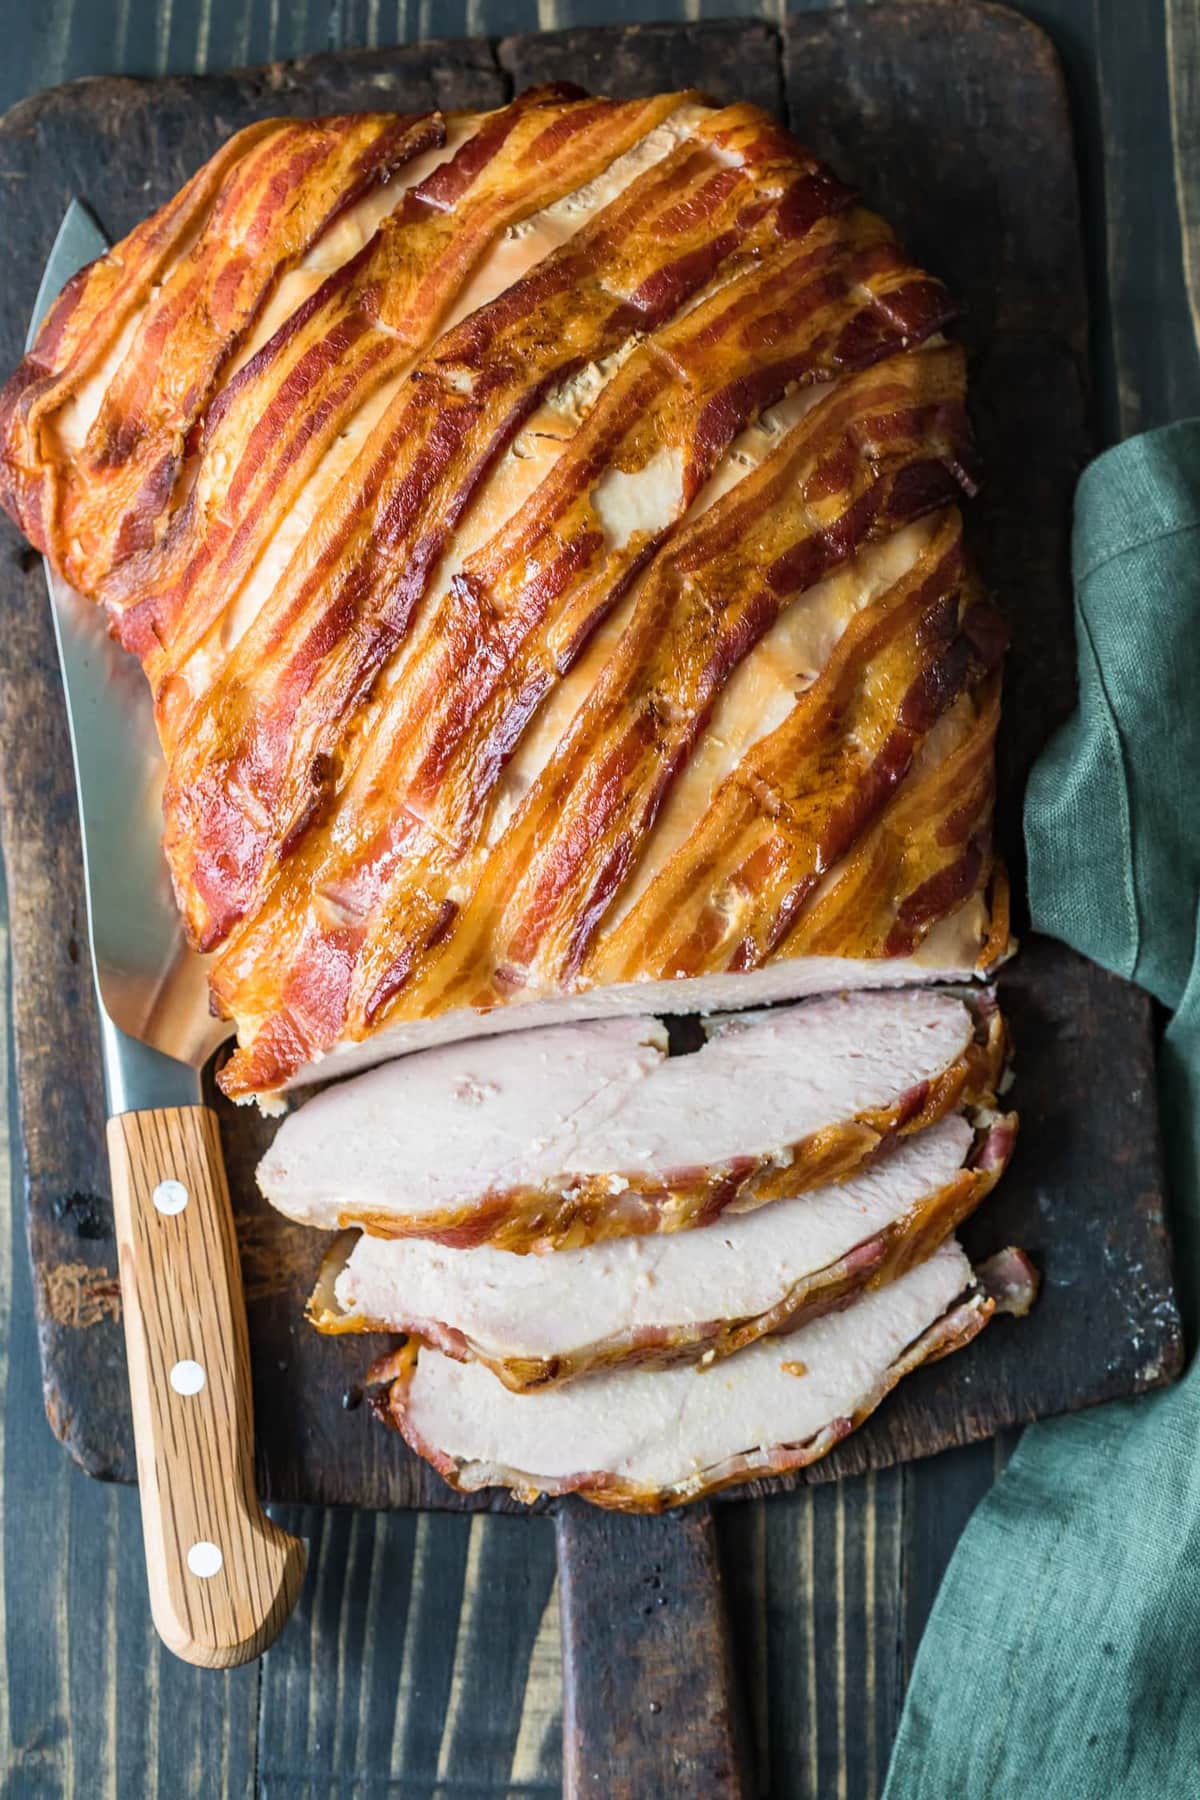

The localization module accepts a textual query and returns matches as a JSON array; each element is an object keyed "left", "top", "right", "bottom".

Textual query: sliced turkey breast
[
  {"left": 370, "top": 1242, "right": 1038, "bottom": 1510},
  {"left": 294, "top": 910, "right": 998, "bottom": 1093},
  {"left": 312, "top": 1111, "right": 1017, "bottom": 1387},
  {"left": 259, "top": 987, "right": 1006, "bottom": 1250}
]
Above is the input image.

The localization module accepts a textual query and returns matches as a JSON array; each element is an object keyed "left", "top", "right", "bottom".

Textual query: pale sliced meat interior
[
  {"left": 304, "top": 928, "right": 984, "bottom": 1089},
  {"left": 332, "top": 1113, "right": 974, "bottom": 1359},
  {"left": 259, "top": 989, "right": 976, "bottom": 1230},
  {"left": 400, "top": 1239, "right": 974, "bottom": 1492}
]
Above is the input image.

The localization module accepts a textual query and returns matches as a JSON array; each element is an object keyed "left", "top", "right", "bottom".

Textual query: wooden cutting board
[{"left": 0, "top": 3, "right": 1182, "bottom": 1521}]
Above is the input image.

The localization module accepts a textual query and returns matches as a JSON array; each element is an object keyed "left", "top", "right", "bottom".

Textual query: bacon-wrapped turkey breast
[
  {"left": 0, "top": 88, "right": 1008, "bottom": 1106},
  {"left": 1, "top": 89, "right": 1032, "bottom": 1509}
]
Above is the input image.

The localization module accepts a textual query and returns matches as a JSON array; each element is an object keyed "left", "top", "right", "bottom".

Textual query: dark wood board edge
[
  {"left": 780, "top": 0, "right": 1094, "bottom": 902},
  {"left": 0, "top": 6, "right": 1182, "bottom": 1511},
  {"left": 0, "top": 551, "right": 118, "bottom": 1479},
  {"left": 499, "top": 16, "right": 784, "bottom": 114},
  {"left": 556, "top": 1501, "right": 753, "bottom": 1799}
]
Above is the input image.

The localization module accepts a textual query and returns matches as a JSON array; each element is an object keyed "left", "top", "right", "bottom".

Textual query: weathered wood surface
[
  {"left": 0, "top": 3, "right": 1195, "bottom": 1797},
  {"left": 557, "top": 1502, "right": 751, "bottom": 1798}
]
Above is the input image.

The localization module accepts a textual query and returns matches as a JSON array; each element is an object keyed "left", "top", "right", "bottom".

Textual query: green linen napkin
[{"left": 885, "top": 420, "right": 1200, "bottom": 1799}]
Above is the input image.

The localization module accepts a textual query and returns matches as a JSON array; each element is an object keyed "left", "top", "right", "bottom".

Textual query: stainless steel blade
[{"left": 33, "top": 202, "right": 229, "bottom": 1114}]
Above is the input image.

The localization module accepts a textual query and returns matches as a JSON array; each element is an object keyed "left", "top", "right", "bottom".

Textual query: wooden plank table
[{"left": 0, "top": 3, "right": 1196, "bottom": 1795}]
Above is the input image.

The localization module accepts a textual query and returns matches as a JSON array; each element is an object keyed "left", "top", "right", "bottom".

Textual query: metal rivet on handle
[
  {"left": 187, "top": 1542, "right": 223, "bottom": 1579},
  {"left": 152, "top": 1179, "right": 188, "bottom": 1215},
  {"left": 170, "top": 1360, "right": 206, "bottom": 1396}
]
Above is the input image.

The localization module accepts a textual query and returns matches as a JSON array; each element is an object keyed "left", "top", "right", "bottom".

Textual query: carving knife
[{"left": 30, "top": 201, "right": 306, "bottom": 1666}]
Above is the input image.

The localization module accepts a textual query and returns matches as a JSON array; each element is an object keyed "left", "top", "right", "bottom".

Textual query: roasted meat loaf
[
  {"left": 0, "top": 88, "right": 1009, "bottom": 1105},
  {"left": 1, "top": 89, "right": 1029, "bottom": 1508}
]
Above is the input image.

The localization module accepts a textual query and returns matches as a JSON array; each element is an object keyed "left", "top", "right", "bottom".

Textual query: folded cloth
[{"left": 885, "top": 420, "right": 1200, "bottom": 1799}]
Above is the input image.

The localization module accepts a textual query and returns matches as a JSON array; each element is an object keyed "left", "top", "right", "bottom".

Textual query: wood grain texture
[
  {"left": 557, "top": 1501, "right": 751, "bottom": 1798},
  {"left": 0, "top": 4, "right": 1196, "bottom": 1799},
  {"left": 107, "top": 1106, "right": 305, "bottom": 1666},
  {"left": 498, "top": 14, "right": 783, "bottom": 110},
  {"left": 253, "top": 1505, "right": 563, "bottom": 1796}
]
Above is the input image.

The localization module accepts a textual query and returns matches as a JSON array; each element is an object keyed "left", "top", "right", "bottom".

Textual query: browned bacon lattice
[{"left": 0, "top": 88, "right": 1008, "bottom": 1104}]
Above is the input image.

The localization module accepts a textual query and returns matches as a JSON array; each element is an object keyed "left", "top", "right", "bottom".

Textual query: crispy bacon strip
[
  {"left": 2, "top": 114, "right": 445, "bottom": 589},
  {"left": 110, "top": 89, "right": 689, "bottom": 691},
  {"left": 0, "top": 117, "right": 282, "bottom": 550},
  {"left": 407, "top": 345, "right": 977, "bottom": 1009},
  {"left": 0, "top": 93, "right": 1015, "bottom": 1105},
  {"left": 167, "top": 104, "right": 847, "bottom": 954},
  {"left": 212, "top": 346, "right": 975, "bottom": 1098},
  {"left": 784, "top": 675, "right": 1003, "bottom": 960},
  {"left": 205, "top": 214, "right": 954, "bottom": 1076},
  {"left": 362, "top": 210, "right": 952, "bottom": 829},
  {"left": 592, "top": 508, "right": 1006, "bottom": 981}
]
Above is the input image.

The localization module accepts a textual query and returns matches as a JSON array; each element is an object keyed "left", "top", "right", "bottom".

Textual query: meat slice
[
  {"left": 371, "top": 1242, "right": 1038, "bottom": 1510},
  {"left": 312, "top": 1111, "right": 1017, "bottom": 1387},
  {"left": 258, "top": 987, "right": 1006, "bottom": 1250}
]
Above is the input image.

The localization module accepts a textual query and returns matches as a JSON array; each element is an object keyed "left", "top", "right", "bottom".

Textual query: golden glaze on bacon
[
  {"left": 166, "top": 104, "right": 840, "bottom": 950},
  {"left": 0, "top": 89, "right": 1010, "bottom": 1102},
  {"left": 113, "top": 89, "right": 689, "bottom": 702},
  {"left": 1, "top": 111, "right": 446, "bottom": 585}
]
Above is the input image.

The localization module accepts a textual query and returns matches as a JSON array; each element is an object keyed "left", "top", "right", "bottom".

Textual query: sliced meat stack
[
  {"left": 312, "top": 1112, "right": 1011, "bottom": 1388},
  {"left": 258, "top": 988, "right": 1030, "bottom": 1508},
  {"left": 372, "top": 1243, "right": 1036, "bottom": 1509}
]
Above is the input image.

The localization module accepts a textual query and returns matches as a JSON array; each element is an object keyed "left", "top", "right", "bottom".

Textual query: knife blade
[
  {"left": 32, "top": 202, "right": 227, "bottom": 1109},
  {"left": 32, "top": 201, "right": 305, "bottom": 1666}
]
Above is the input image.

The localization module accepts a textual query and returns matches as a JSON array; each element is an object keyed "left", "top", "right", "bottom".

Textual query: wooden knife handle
[
  {"left": 107, "top": 1106, "right": 306, "bottom": 1667},
  {"left": 556, "top": 1500, "right": 753, "bottom": 1798}
]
